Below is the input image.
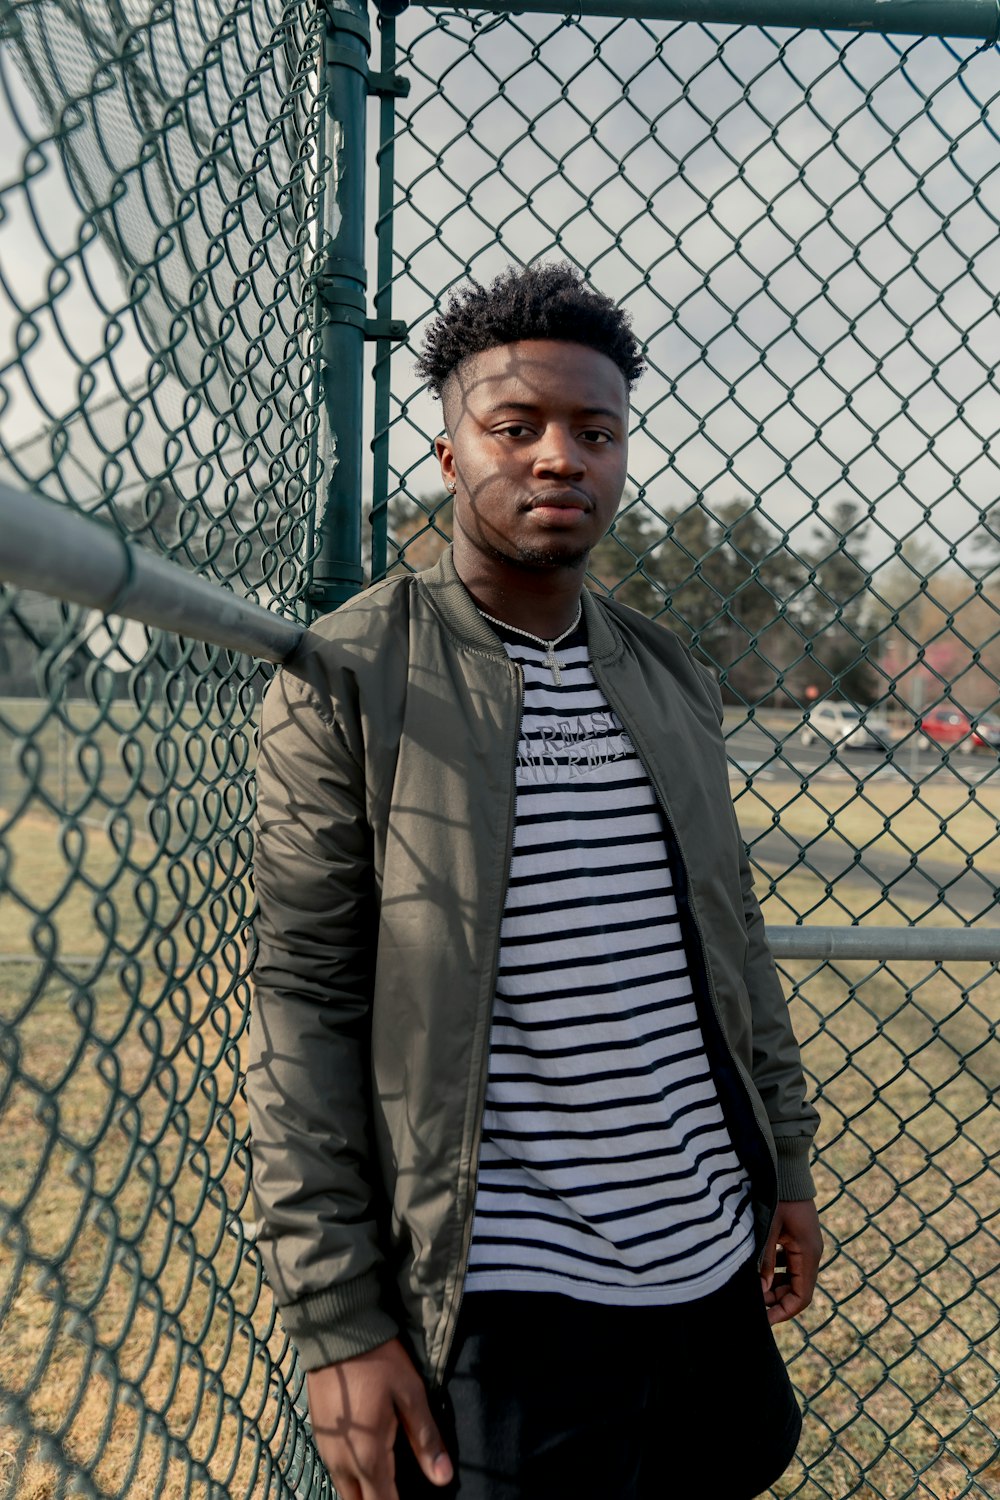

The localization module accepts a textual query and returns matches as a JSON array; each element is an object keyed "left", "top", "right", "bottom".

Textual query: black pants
[{"left": 396, "top": 1257, "right": 801, "bottom": 1500}]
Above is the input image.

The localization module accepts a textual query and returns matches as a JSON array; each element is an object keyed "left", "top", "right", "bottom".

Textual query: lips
[{"left": 527, "top": 490, "right": 590, "bottom": 512}]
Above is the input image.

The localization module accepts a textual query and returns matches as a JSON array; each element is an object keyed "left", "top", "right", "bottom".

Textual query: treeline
[
  {"left": 390, "top": 492, "right": 1000, "bottom": 710},
  {"left": 589, "top": 495, "right": 877, "bottom": 704},
  {"left": 8, "top": 483, "right": 995, "bottom": 714}
]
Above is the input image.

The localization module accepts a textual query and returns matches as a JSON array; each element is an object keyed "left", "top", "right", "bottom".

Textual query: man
[{"left": 248, "top": 262, "right": 822, "bottom": 1500}]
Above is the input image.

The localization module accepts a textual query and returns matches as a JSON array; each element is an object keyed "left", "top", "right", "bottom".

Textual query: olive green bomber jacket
[{"left": 248, "top": 548, "right": 819, "bottom": 1383}]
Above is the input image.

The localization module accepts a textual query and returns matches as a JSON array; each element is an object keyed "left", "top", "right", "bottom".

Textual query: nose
[{"left": 533, "top": 425, "right": 586, "bottom": 479}]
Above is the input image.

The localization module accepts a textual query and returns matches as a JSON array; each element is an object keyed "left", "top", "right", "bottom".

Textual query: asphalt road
[
  {"left": 724, "top": 720, "right": 1000, "bottom": 786},
  {"left": 724, "top": 719, "right": 1000, "bottom": 917}
]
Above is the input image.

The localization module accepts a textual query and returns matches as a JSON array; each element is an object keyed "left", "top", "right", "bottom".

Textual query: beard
[{"left": 484, "top": 537, "right": 591, "bottom": 572}]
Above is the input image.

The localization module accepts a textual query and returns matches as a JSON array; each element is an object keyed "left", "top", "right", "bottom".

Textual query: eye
[
  {"left": 580, "top": 428, "right": 612, "bottom": 444},
  {"left": 498, "top": 423, "right": 532, "bottom": 439}
]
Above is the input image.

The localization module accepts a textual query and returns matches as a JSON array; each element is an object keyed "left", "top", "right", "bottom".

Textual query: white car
[{"left": 799, "top": 703, "right": 891, "bottom": 753}]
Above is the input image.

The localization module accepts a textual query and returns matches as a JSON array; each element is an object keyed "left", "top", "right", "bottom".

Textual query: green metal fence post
[
  {"left": 309, "top": 0, "right": 372, "bottom": 616},
  {"left": 370, "top": 9, "right": 403, "bottom": 585},
  {"left": 309, "top": 0, "right": 409, "bottom": 614}
]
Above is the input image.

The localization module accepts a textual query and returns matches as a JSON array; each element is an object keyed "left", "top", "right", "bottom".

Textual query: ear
[{"left": 434, "top": 434, "right": 456, "bottom": 491}]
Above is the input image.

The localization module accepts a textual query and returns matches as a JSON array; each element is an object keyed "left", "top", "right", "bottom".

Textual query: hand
[
  {"left": 306, "top": 1338, "right": 454, "bottom": 1500},
  {"left": 760, "top": 1198, "right": 823, "bottom": 1326}
]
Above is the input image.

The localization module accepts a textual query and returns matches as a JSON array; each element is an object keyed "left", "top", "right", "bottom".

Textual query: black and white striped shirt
[{"left": 465, "top": 618, "right": 755, "bottom": 1304}]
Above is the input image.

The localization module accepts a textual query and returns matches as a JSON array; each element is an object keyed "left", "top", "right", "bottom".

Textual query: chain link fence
[
  {"left": 375, "top": 11, "right": 1000, "bottom": 1495},
  {"left": 0, "top": 0, "right": 329, "bottom": 1489},
  {"left": 1, "top": 0, "right": 998, "bottom": 1495}
]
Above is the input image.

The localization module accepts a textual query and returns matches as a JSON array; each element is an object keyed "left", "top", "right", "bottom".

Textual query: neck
[{"left": 454, "top": 550, "right": 586, "bottom": 640}]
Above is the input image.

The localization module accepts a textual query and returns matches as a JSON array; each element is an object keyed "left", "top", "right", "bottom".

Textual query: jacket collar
[{"left": 418, "top": 546, "right": 621, "bottom": 663}]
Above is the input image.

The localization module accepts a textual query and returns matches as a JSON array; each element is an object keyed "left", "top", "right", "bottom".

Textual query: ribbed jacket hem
[
  {"left": 281, "top": 1270, "right": 399, "bottom": 1371},
  {"left": 774, "top": 1135, "right": 816, "bottom": 1201}
]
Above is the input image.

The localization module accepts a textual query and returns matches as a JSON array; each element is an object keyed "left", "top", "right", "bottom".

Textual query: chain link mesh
[
  {"left": 0, "top": 0, "right": 331, "bottom": 1489},
  {"left": 0, "top": 2, "right": 998, "bottom": 1496},
  {"left": 374, "top": 12, "right": 1000, "bottom": 1496}
]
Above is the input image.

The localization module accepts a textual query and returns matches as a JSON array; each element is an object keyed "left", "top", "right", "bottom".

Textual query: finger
[
  {"left": 325, "top": 1477, "right": 361, "bottom": 1500},
  {"left": 319, "top": 1423, "right": 398, "bottom": 1500},
  {"left": 767, "top": 1287, "right": 807, "bottom": 1325},
  {"left": 759, "top": 1240, "right": 778, "bottom": 1294},
  {"left": 760, "top": 1210, "right": 786, "bottom": 1281},
  {"left": 322, "top": 1446, "right": 394, "bottom": 1500},
  {"left": 396, "top": 1383, "right": 454, "bottom": 1488},
  {"left": 795, "top": 1264, "right": 819, "bottom": 1309},
  {"left": 350, "top": 1449, "right": 399, "bottom": 1500},
  {"left": 766, "top": 1263, "right": 816, "bottom": 1324},
  {"left": 358, "top": 1463, "right": 399, "bottom": 1500},
  {"left": 782, "top": 1245, "right": 817, "bottom": 1298}
]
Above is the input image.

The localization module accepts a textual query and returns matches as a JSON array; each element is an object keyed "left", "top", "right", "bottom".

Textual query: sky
[
  {"left": 378, "top": 11, "right": 1000, "bottom": 572},
  {"left": 2, "top": 5, "right": 1000, "bottom": 581}
]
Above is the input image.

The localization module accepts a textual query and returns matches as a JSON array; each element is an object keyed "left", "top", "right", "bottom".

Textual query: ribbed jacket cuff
[
  {"left": 281, "top": 1270, "right": 400, "bottom": 1371},
  {"left": 773, "top": 1135, "right": 816, "bottom": 1202}
]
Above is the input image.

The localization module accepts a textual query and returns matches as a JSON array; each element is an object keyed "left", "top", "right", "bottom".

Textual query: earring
[{"left": 447, "top": 482, "right": 457, "bottom": 494}]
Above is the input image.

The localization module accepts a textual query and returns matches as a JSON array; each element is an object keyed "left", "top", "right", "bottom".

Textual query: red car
[{"left": 918, "top": 707, "right": 1000, "bottom": 753}]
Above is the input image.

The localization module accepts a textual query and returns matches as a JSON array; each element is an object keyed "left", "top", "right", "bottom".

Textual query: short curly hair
[{"left": 416, "top": 261, "right": 645, "bottom": 399}]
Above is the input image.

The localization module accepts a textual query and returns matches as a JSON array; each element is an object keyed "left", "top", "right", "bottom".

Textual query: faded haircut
[{"left": 416, "top": 261, "right": 645, "bottom": 399}]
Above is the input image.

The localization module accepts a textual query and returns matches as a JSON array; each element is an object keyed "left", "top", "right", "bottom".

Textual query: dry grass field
[
  {"left": 0, "top": 702, "right": 997, "bottom": 1498},
  {"left": 746, "top": 830, "right": 1000, "bottom": 1500},
  {"left": 0, "top": 700, "right": 309, "bottom": 1499},
  {"left": 772, "top": 954, "right": 998, "bottom": 1495},
  {"left": 0, "top": 810, "right": 305, "bottom": 1500},
  {"left": 740, "top": 777, "right": 1000, "bottom": 872}
]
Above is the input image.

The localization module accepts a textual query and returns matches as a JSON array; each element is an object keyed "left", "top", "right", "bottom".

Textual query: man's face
[{"left": 435, "top": 340, "right": 629, "bottom": 575}]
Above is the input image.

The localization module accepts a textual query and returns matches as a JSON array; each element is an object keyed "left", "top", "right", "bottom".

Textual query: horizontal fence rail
[
  {"left": 406, "top": 0, "right": 1000, "bottom": 39},
  {"left": 766, "top": 925, "right": 1000, "bottom": 960},
  {"left": 0, "top": 484, "right": 305, "bottom": 666}
]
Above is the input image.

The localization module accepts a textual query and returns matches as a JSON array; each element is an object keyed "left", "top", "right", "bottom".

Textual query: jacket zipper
[{"left": 432, "top": 656, "right": 524, "bottom": 1386}]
